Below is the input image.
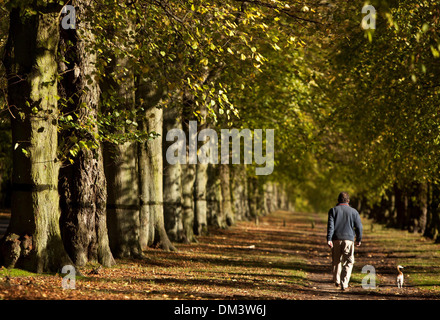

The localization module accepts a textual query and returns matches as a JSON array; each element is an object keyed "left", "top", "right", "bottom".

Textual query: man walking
[{"left": 327, "top": 192, "right": 363, "bottom": 291}]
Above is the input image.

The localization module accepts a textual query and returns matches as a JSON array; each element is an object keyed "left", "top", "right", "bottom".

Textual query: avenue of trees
[{"left": 0, "top": 0, "right": 439, "bottom": 273}]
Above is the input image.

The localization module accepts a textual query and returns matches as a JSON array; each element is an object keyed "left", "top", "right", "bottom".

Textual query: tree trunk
[
  {"left": 103, "top": 9, "right": 141, "bottom": 258},
  {"left": 418, "top": 182, "right": 428, "bottom": 234},
  {"left": 394, "top": 184, "right": 408, "bottom": 230},
  {"left": 426, "top": 183, "right": 440, "bottom": 243},
  {"left": 179, "top": 94, "right": 198, "bottom": 242},
  {"left": 58, "top": 0, "right": 115, "bottom": 267},
  {"left": 0, "top": 5, "right": 71, "bottom": 272},
  {"left": 206, "top": 164, "right": 224, "bottom": 228},
  {"left": 105, "top": 142, "right": 141, "bottom": 258},
  {"left": 408, "top": 182, "right": 428, "bottom": 234},
  {"left": 181, "top": 162, "right": 196, "bottom": 243},
  {"left": 264, "top": 182, "right": 275, "bottom": 214},
  {"left": 220, "top": 164, "right": 234, "bottom": 226},
  {"left": 139, "top": 103, "right": 176, "bottom": 251},
  {"left": 194, "top": 162, "right": 209, "bottom": 235},
  {"left": 163, "top": 105, "right": 184, "bottom": 242},
  {"left": 247, "top": 176, "right": 259, "bottom": 222},
  {"left": 231, "top": 164, "right": 249, "bottom": 221},
  {"left": 193, "top": 111, "right": 210, "bottom": 235}
]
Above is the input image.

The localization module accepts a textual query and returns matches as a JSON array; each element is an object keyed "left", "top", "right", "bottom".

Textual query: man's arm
[
  {"left": 354, "top": 210, "right": 363, "bottom": 246},
  {"left": 327, "top": 208, "right": 334, "bottom": 248}
]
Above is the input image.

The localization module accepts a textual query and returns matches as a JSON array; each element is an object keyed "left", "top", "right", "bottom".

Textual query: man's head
[{"left": 338, "top": 192, "right": 350, "bottom": 204}]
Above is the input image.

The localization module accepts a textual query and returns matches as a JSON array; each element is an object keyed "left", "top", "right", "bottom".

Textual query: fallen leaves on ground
[{"left": 0, "top": 211, "right": 439, "bottom": 300}]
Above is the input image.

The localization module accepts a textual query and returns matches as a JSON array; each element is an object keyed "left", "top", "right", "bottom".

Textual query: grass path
[{"left": 1, "top": 210, "right": 439, "bottom": 300}]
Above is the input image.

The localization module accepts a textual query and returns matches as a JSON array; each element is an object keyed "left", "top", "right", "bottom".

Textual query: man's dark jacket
[{"left": 327, "top": 203, "right": 363, "bottom": 242}]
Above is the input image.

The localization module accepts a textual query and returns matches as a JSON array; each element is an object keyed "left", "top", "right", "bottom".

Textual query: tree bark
[
  {"left": 206, "top": 164, "right": 224, "bottom": 228},
  {"left": 408, "top": 182, "right": 428, "bottom": 234},
  {"left": 179, "top": 95, "right": 198, "bottom": 242},
  {"left": 220, "top": 164, "right": 234, "bottom": 226},
  {"left": 264, "top": 182, "right": 275, "bottom": 214},
  {"left": 139, "top": 103, "right": 176, "bottom": 251},
  {"left": 425, "top": 183, "right": 440, "bottom": 242},
  {"left": 104, "top": 141, "right": 141, "bottom": 258},
  {"left": 394, "top": 184, "right": 408, "bottom": 230},
  {"left": 0, "top": 5, "right": 71, "bottom": 272},
  {"left": 231, "top": 164, "right": 249, "bottom": 221},
  {"left": 247, "top": 176, "right": 259, "bottom": 222},
  {"left": 163, "top": 105, "right": 184, "bottom": 242},
  {"left": 193, "top": 110, "right": 210, "bottom": 235},
  {"left": 135, "top": 76, "right": 176, "bottom": 251},
  {"left": 181, "top": 160, "right": 197, "bottom": 242},
  {"left": 103, "top": 9, "right": 141, "bottom": 258},
  {"left": 58, "top": 0, "right": 115, "bottom": 267},
  {"left": 194, "top": 162, "right": 209, "bottom": 235}
]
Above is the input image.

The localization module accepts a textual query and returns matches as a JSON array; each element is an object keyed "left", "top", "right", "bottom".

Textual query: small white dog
[{"left": 396, "top": 265, "right": 404, "bottom": 288}]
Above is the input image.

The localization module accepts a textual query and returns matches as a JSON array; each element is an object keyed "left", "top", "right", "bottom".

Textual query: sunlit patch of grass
[
  {"left": 359, "top": 215, "right": 440, "bottom": 292},
  {"left": 0, "top": 267, "right": 39, "bottom": 278}
]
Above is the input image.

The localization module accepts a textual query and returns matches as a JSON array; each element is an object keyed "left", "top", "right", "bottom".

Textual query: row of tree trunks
[
  {"left": 0, "top": 3, "right": 293, "bottom": 273},
  {"left": 361, "top": 182, "right": 440, "bottom": 243}
]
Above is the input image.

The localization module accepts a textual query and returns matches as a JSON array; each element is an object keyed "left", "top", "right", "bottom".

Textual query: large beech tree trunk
[
  {"left": 163, "top": 105, "right": 184, "bottom": 242},
  {"left": 103, "top": 8, "right": 141, "bottom": 258},
  {"left": 206, "top": 164, "right": 224, "bottom": 228},
  {"left": 178, "top": 93, "right": 199, "bottom": 243},
  {"left": 138, "top": 103, "right": 175, "bottom": 251},
  {"left": 105, "top": 141, "right": 141, "bottom": 258},
  {"left": 220, "top": 164, "right": 234, "bottom": 226},
  {"left": 194, "top": 162, "right": 209, "bottom": 235},
  {"left": 58, "top": 0, "right": 115, "bottom": 267},
  {"left": 0, "top": 5, "right": 72, "bottom": 272},
  {"left": 181, "top": 160, "right": 197, "bottom": 243},
  {"left": 194, "top": 108, "right": 210, "bottom": 236},
  {"left": 231, "top": 164, "right": 250, "bottom": 221},
  {"left": 136, "top": 78, "right": 175, "bottom": 251}
]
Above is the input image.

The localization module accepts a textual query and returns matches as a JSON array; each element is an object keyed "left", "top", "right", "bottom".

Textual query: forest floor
[{"left": 1, "top": 210, "right": 440, "bottom": 300}]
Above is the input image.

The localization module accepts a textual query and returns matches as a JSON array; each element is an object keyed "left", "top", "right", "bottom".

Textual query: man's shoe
[
  {"left": 335, "top": 283, "right": 340, "bottom": 288},
  {"left": 341, "top": 285, "right": 349, "bottom": 292}
]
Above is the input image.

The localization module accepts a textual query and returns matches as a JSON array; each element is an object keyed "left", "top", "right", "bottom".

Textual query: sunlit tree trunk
[
  {"left": 194, "top": 108, "right": 210, "bottom": 236},
  {"left": 58, "top": 0, "right": 115, "bottom": 267},
  {"left": 195, "top": 162, "right": 209, "bottom": 235},
  {"left": 138, "top": 94, "right": 176, "bottom": 251},
  {"left": 0, "top": 5, "right": 71, "bottom": 272},
  {"left": 163, "top": 105, "right": 184, "bottom": 242},
  {"left": 179, "top": 92, "right": 199, "bottom": 242}
]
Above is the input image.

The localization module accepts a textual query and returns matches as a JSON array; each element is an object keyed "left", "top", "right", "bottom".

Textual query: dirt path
[
  {"left": 289, "top": 210, "right": 440, "bottom": 300},
  {"left": 1, "top": 210, "right": 439, "bottom": 300}
]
